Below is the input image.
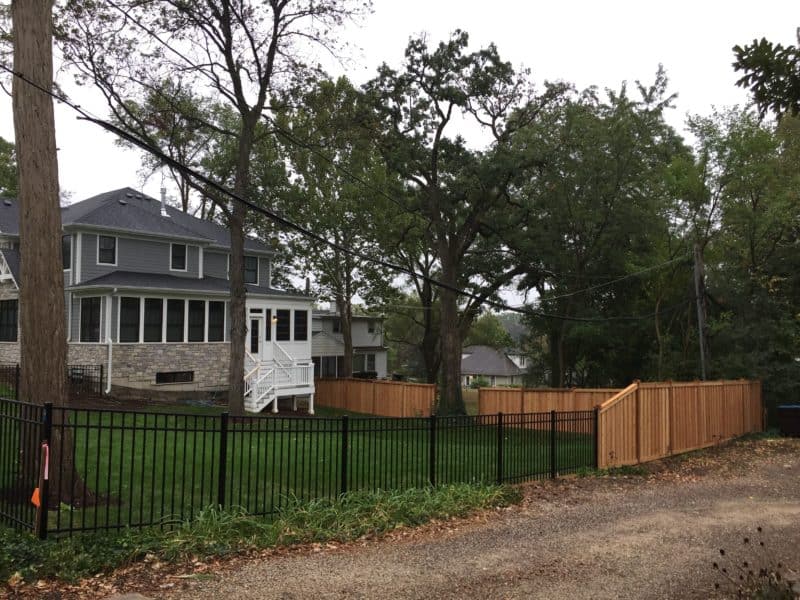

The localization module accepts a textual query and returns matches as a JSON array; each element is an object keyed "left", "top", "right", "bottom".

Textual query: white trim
[
  {"left": 75, "top": 232, "right": 82, "bottom": 284},
  {"left": 204, "top": 300, "right": 209, "bottom": 343},
  {"left": 183, "top": 299, "right": 189, "bottom": 342},
  {"left": 67, "top": 294, "right": 72, "bottom": 341},
  {"left": 96, "top": 234, "right": 118, "bottom": 266},
  {"left": 138, "top": 295, "right": 145, "bottom": 342},
  {"left": 169, "top": 242, "right": 188, "bottom": 272},
  {"left": 198, "top": 246, "right": 204, "bottom": 279},
  {"left": 63, "top": 234, "right": 72, "bottom": 282}
]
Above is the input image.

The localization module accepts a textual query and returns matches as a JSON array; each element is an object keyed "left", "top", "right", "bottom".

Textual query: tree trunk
[
  {"left": 12, "top": 0, "right": 88, "bottom": 506},
  {"left": 337, "top": 293, "right": 353, "bottom": 378},
  {"left": 227, "top": 119, "right": 256, "bottom": 416},
  {"left": 437, "top": 260, "right": 465, "bottom": 415}
]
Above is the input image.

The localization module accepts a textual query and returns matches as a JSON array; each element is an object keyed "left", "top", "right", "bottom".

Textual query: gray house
[
  {"left": 461, "top": 345, "right": 525, "bottom": 387},
  {"left": 0, "top": 187, "right": 315, "bottom": 413},
  {"left": 311, "top": 307, "right": 388, "bottom": 378}
]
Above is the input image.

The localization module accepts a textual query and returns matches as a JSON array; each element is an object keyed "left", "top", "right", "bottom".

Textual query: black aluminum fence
[
  {"left": 0, "top": 398, "right": 597, "bottom": 538},
  {"left": 0, "top": 364, "right": 104, "bottom": 400}
]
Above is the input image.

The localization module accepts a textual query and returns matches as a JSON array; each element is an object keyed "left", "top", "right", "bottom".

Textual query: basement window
[{"left": 155, "top": 371, "right": 194, "bottom": 385}]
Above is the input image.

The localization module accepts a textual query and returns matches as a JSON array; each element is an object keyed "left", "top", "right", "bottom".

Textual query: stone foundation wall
[
  {"left": 111, "top": 343, "right": 230, "bottom": 391},
  {"left": 0, "top": 342, "right": 230, "bottom": 395}
]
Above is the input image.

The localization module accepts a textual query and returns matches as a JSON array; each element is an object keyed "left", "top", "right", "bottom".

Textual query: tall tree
[
  {"left": 273, "top": 77, "right": 394, "bottom": 377},
  {"left": 733, "top": 28, "right": 800, "bottom": 119},
  {"left": 61, "top": 0, "right": 368, "bottom": 414},
  {"left": 365, "top": 31, "right": 563, "bottom": 414},
  {"left": 11, "top": 0, "right": 74, "bottom": 503},
  {"left": 519, "top": 73, "right": 691, "bottom": 387}
]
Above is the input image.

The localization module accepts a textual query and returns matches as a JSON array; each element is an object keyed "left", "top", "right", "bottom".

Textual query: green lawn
[{"left": 2, "top": 403, "right": 594, "bottom": 535}]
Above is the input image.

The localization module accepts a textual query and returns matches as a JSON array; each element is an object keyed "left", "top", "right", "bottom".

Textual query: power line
[{"left": 2, "top": 64, "right": 693, "bottom": 324}]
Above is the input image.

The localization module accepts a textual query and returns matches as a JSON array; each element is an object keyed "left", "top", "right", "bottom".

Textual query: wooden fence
[
  {"left": 597, "top": 380, "right": 763, "bottom": 468},
  {"left": 314, "top": 378, "right": 436, "bottom": 417},
  {"left": 478, "top": 387, "right": 619, "bottom": 415}
]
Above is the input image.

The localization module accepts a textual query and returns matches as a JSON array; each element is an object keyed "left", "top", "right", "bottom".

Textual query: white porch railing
[{"left": 243, "top": 346, "right": 315, "bottom": 414}]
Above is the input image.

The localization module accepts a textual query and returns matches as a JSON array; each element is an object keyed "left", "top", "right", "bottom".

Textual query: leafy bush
[
  {"left": 1, "top": 483, "right": 520, "bottom": 585},
  {"left": 469, "top": 376, "right": 489, "bottom": 389}
]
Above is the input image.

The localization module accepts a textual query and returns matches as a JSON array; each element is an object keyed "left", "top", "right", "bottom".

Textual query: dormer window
[
  {"left": 98, "top": 235, "right": 116, "bottom": 265},
  {"left": 244, "top": 256, "right": 258, "bottom": 285},
  {"left": 171, "top": 243, "right": 187, "bottom": 271}
]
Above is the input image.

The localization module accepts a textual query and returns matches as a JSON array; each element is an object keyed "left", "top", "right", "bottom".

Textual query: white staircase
[{"left": 243, "top": 348, "right": 315, "bottom": 414}]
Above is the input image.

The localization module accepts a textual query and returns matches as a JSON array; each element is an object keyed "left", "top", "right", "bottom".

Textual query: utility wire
[{"left": 3, "top": 64, "right": 693, "bottom": 323}]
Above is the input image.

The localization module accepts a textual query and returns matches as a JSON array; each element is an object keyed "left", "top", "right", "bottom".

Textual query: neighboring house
[
  {"left": 461, "top": 345, "right": 525, "bottom": 387},
  {"left": 0, "top": 187, "right": 315, "bottom": 413},
  {"left": 311, "top": 307, "right": 388, "bottom": 378}
]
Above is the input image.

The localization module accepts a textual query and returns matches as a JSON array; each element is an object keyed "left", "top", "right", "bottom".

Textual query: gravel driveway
[{"left": 157, "top": 437, "right": 800, "bottom": 600}]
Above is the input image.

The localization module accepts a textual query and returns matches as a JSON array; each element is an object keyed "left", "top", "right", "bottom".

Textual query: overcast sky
[{"left": 0, "top": 0, "right": 796, "bottom": 203}]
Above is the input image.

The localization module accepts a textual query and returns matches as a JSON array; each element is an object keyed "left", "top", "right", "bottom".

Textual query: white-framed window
[
  {"left": 118, "top": 296, "right": 140, "bottom": 342},
  {"left": 79, "top": 296, "right": 102, "bottom": 342},
  {"left": 97, "top": 235, "right": 117, "bottom": 265},
  {"left": 244, "top": 255, "right": 258, "bottom": 285},
  {"left": 170, "top": 243, "right": 187, "bottom": 271}
]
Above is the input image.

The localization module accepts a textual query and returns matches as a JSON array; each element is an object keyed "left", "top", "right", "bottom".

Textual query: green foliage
[
  {"left": 0, "top": 136, "right": 16, "bottom": 197},
  {"left": 468, "top": 376, "right": 490, "bottom": 389},
  {"left": 464, "top": 313, "right": 514, "bottom": 350},
  {"left": 0, "top": 484, "right": 519, "bottom": 584},
  {"left": 734, "top": 30, "right": 800, "bottom": 119}
]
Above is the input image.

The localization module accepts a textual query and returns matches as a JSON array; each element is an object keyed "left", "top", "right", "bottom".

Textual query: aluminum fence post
[
  {"left": 428, "top": 414, "right": 437, "bottom": 487},
  {"left": 37, "top": 402, "right": 53, "bottom": 540},
  {"left": 550, "top": 410, "right": 557, "bottom": 479},
  {"left": 593, "top": 407, "right": 600, "bottom": 469},
  {"left": 217, "top": 412, "right": 229, "bottom": 508},
  {"left": 496, "top": 412, "right": 504, "bottom": 485},
  {"left": 340, "top": 415, "right": 349, "bottom": 496}
]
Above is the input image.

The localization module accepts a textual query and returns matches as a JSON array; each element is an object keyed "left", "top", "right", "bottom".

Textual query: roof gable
[{"left": 461, "top": 345, "right": 523, "bottom": 377}]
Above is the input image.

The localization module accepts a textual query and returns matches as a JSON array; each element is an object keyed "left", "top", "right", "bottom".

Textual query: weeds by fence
[{"left": 0, "top": 398, "right": 596, "bottom": 538}]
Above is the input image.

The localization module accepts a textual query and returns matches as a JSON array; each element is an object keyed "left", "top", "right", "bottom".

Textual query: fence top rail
[
  {"left": 639, "top": 379, "right": 759, "bottom": 388},
  {"left": 479, "top": 386, "right": 619, "bottom": 393},
  {"left": 598, "top": 382, "right": 639, "bottom": 412},
  {"left": 314, "top": 377, "right": 436, "bottom": 389}
]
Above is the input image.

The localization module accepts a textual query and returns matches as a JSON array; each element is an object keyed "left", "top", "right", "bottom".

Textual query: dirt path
[{"left": 157, "top": 437, "right": 799, "bottom": 600}]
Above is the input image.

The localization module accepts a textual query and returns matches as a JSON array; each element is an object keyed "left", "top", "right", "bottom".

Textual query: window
[
  {"left": 264, "top": 308, "right": 272, "bottom": 340},
  {"left": 294, "top": 310, "right": 308, "bottom": 341},
  {"left": 62, "top": 235, "right": 71, "bottom": 270},
  {"left": 143, "top": 298, "right": 163, "bottom": 342},
  {"left": 188, "top": 300, "right": 205, "bottom": 342},
  {"left": 155, "top": 371, "right": 194, "bottom": 384},
  {"left": 332, "top": 318, "right": 341, "bottom": 333},
  {"left": 119, "top": 297, "right": 140, "bottom": 343},
  {"left": 166, "top": 299, "right": 185, "bottom": 342},
  {"left": 276, "top": 309, "right": 290, "bottom": 341},
  {"left": 0, "top": 300, "right": 17, "bottom": 342},
  {"left": 208, "top": 301, "right": 225, "bottom": 342},
  {"left": 249, "top": 318, "right": 260, "bottom": 354},
  {"left": 98, "top": 235, "right": 116, "bottom": 264},
  {"left": 80, "top": 297, "right": 101, "bottom": 342},
  {"left": 171, "top": 244, "right": 186, "bottom": 271},
  {"left": 244, "top": 256, "right": 258, "bottom": 284},
  {"left": 353, "top": 353, "right": 365, "bottom": 372},
  {"left": 366, "top": 353, "right": 376, "bottom": 372}
]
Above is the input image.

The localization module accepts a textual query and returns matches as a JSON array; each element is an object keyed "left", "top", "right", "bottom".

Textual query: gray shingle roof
[
  {"left": 69, "top": 270, "right": 307, "bottom": 298},
  {"left": 461, "top": 345, "right": 524, "bottom": 377},
  {"left": 0, "top": 188, "right": 274, "bottom": 254}
]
